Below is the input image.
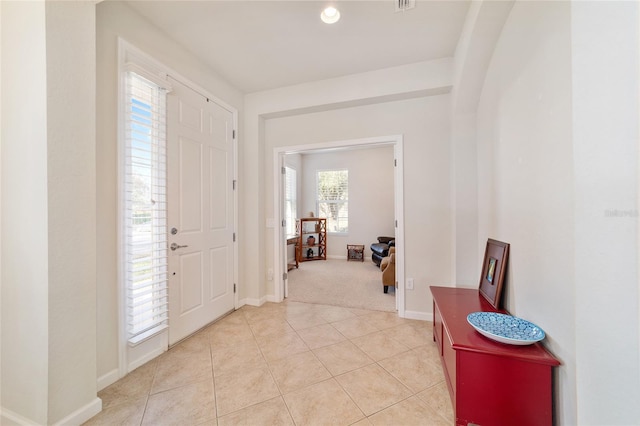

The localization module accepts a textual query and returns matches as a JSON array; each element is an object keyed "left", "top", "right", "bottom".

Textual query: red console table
[{"left": 430, "top": 286, "right": 560, "bottom": 426}]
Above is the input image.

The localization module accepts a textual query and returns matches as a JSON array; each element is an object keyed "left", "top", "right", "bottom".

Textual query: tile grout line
[
  {"left": 137, "top": 348, "right": 162, "bottom": 426},
  {"left": 220, "top": 307, "right": 296, "bottom": 423},
  {"left": 207, "top": 329, "right": 219, "bottom": 423}
]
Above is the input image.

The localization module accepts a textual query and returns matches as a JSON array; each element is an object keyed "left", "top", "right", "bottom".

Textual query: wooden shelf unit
[
  {"left": 296, "top": 218, "right": 326, "bottom": 263},
  {"left": 430, "top": 286, "right": 560, "bottom": 426}
]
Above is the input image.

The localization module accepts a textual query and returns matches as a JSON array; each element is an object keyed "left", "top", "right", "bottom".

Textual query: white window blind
[
  {"left": 317, "top": 170, "right": 348, "bottom": 233},
  {"left": 124, "top": 71, "right": 169, "bottom": 345},
  {"left": 285, "top": 167, "right": 297, "bottom": 237}
]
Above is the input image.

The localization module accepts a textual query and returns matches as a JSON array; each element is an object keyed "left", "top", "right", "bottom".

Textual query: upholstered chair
[
  {"left": 380, "top": 247, "right": 396, "bottom": 293},
  {"left": 371, "top": 236, "right": 395, "bottom": 266}
]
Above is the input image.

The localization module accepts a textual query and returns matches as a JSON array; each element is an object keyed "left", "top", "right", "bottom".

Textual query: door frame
[
  {"left": 116, "top": 38, "right": 238, "bottom": 379},
  {"left": 272, "top": 135, "right": 405, "bottom": 318}
]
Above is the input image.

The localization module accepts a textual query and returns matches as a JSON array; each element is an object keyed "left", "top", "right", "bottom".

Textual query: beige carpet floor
[{"left": 286, "top": 258, "right": 396, "bottom": 312}]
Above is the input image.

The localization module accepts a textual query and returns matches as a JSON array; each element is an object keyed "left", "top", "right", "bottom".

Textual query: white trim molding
[
  {"left": 240, "top": 296, "right": 269, "bottom": 307},
  {"left": 403, "top": 310, "right": 432, "bottom": 322},
  {"left": 97, "top": 369, "right": 120, "bottom": 391},
  {"left": 52, "top": 398, "right": 102, "bottom": 426}
]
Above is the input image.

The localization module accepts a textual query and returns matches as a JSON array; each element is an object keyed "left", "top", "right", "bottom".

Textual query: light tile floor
[{"left": 85, "top": 301, "right": 454, "bottom": 426}]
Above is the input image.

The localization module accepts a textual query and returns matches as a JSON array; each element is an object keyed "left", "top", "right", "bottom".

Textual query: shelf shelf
[{"left": 296, "top": 218, "right": 327, "bottom": 263}]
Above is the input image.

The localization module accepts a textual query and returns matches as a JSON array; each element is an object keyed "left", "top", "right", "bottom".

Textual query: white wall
[
  {"left": 263, "top": 96, "right": 451, "bottom": 314},
  {"left": 96, "top": 1, "right": 243, "bottom": 385},
  {"left": 1, "top": 1, "right": 99, "bottom": 424},
  {"left": 45, "top": 2, "right": 98, "bottom": 422},
  {"left": 571, "top": 1, "right": 639, "bottom": 424},
  {"left": 474, "top": 1, "right": 640, "bottom": 424},
  {"left": 450, "top": 0, "right": 513, "bottom": 286},
  {"left": 244, "top": 59, "right": 452, "bottom": 305},
  {"left": 1, "top": 2, "right": 49, "bottom": 422},
  {"left": 476, "top": 2, "right": 575, "bottom": 423},
  {"left": 298, "top": 147, "right": 395, "bottom": 259}
]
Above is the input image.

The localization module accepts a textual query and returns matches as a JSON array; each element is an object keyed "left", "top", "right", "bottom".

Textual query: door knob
[{"left": 170, "top": 242, "right": 188, "bottom": 251}]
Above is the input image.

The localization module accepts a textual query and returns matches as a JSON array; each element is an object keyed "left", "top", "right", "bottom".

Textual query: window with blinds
[
  {"left": 124, "top": 71, "right": 169, "bottom": 345},
  {"left": 285, "top": 167, "right": 297, "bottom": 237},
  {"left": 316, "top": 169, "right": 348, "bottom": 234}
]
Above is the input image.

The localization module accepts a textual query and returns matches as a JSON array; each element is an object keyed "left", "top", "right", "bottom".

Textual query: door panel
[
  {"left": 180, "top": 252, "right": 204, "bottom": 314},
  {"left": 180, "top": 101, "right": 202, "bottom": 131},
  {"left": 210, "top": 147, "right": 227, "bottom": 229},
  {"left": 179, "top": 137, "right": 203, "bottom": 232},
  {"left": 210, "top": 246, "right": 228, "bottom": 300},
  {"left": 168, "top": 80, "right": 235, "bottom": 345}
]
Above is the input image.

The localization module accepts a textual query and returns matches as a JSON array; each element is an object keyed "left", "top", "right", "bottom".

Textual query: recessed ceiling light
[{"left": 321, "top": 6, "right": 340, "bottom": 24}]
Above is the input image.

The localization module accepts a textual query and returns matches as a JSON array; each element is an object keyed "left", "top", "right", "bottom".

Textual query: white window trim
[
  {"left": 284, "top": 166, "right": 297, "bottom": 238},
  {"left": 117, "top": 39, "right": 174, "bottom": 376},
  {"left": 123, "top": 71, "right": 170, "bottom": 346},
  {"left": 120, "top": 47, "right": 172, "bottom": 348}
]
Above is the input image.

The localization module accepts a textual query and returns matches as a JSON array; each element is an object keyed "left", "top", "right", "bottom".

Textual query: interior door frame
[{"left": 272, "top": 135, "right": 405, "bottom": 318}]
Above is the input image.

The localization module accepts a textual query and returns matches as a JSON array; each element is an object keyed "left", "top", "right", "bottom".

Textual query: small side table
[
  {"left": 287, "top": 236, "right": 299, "bottom": 270},
  {"left": 347, "top": 244, "right": 365, "bottom": 262}
]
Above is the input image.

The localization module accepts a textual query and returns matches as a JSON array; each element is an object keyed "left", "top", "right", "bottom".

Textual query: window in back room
[{"left": 316, "top": 169, "right": 348, "bottom": 234}]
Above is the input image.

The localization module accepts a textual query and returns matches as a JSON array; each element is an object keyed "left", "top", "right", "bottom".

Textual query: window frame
[
  {"left": 284, "top": 166, "right": 297, "bottom": 237},
  {"left": 118, "top": 41, "right": 173, "bottom": 349}
]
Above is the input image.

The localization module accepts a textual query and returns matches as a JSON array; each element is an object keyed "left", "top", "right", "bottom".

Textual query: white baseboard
[
  {"left": 97, "top": 368, "right": 120, "bottom": 391},
  {"left": 403, "top": 310, "right": 433, "bottom": 322},
  {"left": 240, "top": 295, "right": 286, "bottom": 306},
  {"left": 240, "top": 296, "right": 267, "bottom": 307},
  {"left": 2, "top": 398, "right": 103, "bottom": 426},
  {"left": 52, "top": 397, "right": 102, "bottom": 426},
  {"left": 265, "top": 294, "right": 280, "bottom": 303},
  {"left": 1, "top": 406, "right": 39, "bottom": 426},
  {"left": 129, "top": 348, "right": 165, "bottom": 372}
]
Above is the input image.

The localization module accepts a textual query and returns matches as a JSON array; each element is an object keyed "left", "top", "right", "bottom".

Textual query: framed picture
[{"left": 479, "top": 239, "right": 510, "bottom": 309}]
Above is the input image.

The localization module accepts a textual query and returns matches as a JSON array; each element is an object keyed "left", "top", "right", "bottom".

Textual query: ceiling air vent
[{"left": 395, "top": 0, "right": 416, "bottom": 12}]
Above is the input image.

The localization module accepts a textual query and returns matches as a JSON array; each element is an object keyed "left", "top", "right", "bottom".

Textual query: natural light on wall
[{"left": 124, "top": 71, "right": 169, "bottom": 345}]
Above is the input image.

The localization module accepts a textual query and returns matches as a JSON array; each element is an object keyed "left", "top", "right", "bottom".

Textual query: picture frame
[{"left": 478, "top": 239, "right": 510, "bottom": 309}]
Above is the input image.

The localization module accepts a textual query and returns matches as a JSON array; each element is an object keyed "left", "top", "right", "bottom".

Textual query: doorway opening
[{"left": 272, "top": 135, "right": 405, "bottom": 318}]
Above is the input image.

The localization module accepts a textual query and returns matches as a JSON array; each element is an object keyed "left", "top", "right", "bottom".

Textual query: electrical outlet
[
  {"left": 267, "top": 268, "right": 274, "bottom": 281},
  {"left": 406, "top": 278, "right": 414, "bottom": 290}
]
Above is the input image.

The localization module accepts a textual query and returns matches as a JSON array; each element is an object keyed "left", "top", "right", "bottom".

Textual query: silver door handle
[{"left": 170, "top": 243, "right": 188, "bottom": 251}]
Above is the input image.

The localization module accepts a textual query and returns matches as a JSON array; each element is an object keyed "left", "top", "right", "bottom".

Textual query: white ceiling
[{"left": 125, "top": 0, "right": 471, "bottom": 93}]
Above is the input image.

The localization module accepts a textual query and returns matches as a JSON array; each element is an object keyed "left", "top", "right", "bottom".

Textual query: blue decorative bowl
[{"left": 467, "top": 312, "right": 546, "bottom": 345}]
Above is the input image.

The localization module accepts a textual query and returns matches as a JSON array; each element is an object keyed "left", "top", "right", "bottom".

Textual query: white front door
[{"left": 167, "top": 80, "right": 235, "bottom": 345}]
